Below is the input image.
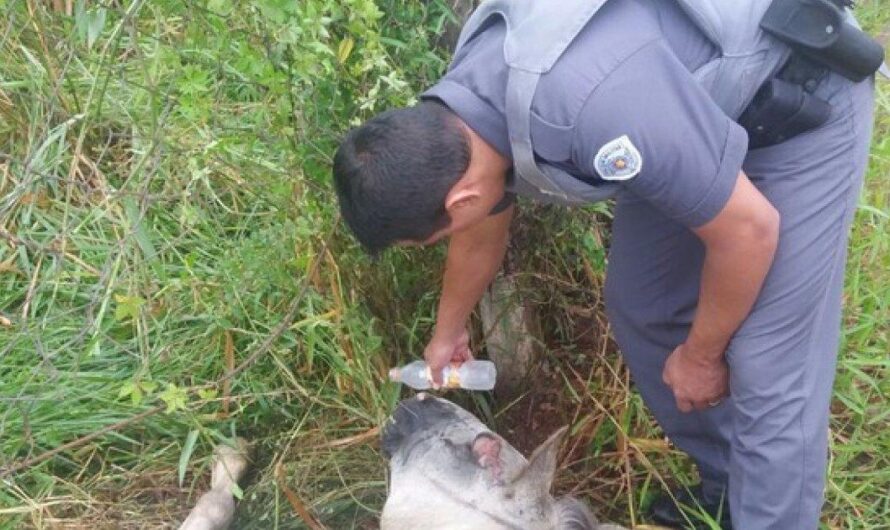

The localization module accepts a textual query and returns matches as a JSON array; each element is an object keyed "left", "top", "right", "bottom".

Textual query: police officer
[{"left": 331, "top": 0, "right": 879, "bottom": 528}]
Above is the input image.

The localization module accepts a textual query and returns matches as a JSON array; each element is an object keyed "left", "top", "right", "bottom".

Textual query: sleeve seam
[
  {"left": 570, "top": 37, "right": 667, "bottom": 153},
  {"left": 672, "top": 123, "right": 747, "bottom": 227}
]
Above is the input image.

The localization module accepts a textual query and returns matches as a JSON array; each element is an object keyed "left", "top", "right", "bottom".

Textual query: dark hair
[{"left": 332, "top": 101, "right": 470, "bottom": 254}]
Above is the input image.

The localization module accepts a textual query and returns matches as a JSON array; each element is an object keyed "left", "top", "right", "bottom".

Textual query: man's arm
[
  {"left": 663, "top": 171, "right": 780, "bottom": 411},
  {"left": 690, "top": 171, "right": 780, "bottom": 356},
  {"left": 425, "top": 204, "right": 514, "bottom": 384}
]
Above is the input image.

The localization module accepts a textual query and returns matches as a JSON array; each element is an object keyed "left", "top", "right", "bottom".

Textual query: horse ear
[
  {"left": 509, "top": 426, "right": 568, "bottom": 495},
  {"left": 472, "top": 432, "right": 504, "bottom": 481}
]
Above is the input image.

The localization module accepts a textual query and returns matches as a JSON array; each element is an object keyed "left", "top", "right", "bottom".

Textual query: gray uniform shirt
[{"left": 422, "top": 0, "right": 750, "bottom": 227}]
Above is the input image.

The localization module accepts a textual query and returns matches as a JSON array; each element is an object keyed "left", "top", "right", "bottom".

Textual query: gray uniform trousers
[{"left": 604, "top": 71, "right": 875, "bottom": 529}]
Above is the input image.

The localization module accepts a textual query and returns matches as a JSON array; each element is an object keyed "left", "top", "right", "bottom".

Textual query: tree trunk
[{"left": 479, "top": 268, "right": 542, "bottom": 399}]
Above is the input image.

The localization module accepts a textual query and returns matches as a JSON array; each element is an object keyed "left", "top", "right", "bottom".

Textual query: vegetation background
[{"left": 0, "top": 0, "right": 887, "bottom": 528}]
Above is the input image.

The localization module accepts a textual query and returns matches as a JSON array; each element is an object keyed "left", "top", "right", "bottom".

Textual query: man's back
[
  {"left": 424, "top": 0, "right": 749, "bottom": 228},
  {"left": 424, "top": 0, "right": 720, "bottom": 161}
]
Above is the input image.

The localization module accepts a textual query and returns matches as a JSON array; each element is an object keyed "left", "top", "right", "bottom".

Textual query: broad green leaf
[
  {"left": 159, "top": 384, "right": 188, "bottom": 413},
  {"left": 114, "top": 294, "right": 145, "bottom": 321},
  {"left": 118, "top": 381, "right": 136, "bottom": 399},
  {"left": 337, "top": 37, "right": 354, "bottom": 64},
  {"left": 230, "top": 482, "right": 244, "bottom": 500},
  {"left": 256, "top": 0, "right": 291, "bottom": 23},
  {"left": 118, "top": 381, "right": 144, "bottom": 406},
  {"left": 197, "top": 388, "right": 218, "bottom": 401}
]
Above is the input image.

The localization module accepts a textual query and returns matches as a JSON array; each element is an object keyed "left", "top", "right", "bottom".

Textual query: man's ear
[{"left": 445, "top": 187, "right": 481, "bottom": 212}]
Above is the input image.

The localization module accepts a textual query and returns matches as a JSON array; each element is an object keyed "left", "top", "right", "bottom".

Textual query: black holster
[{"left": 739, "top": 74, "right": 832, "bottom": 149}]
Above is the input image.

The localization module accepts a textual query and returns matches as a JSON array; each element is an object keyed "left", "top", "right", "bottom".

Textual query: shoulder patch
[{"left": 593, "top": 135, "right": 642, "bottom": 181}]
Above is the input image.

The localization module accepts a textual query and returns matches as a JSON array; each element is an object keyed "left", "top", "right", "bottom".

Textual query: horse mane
[{"left": 555, "top": 496, "right": 599, "bottom": 530}]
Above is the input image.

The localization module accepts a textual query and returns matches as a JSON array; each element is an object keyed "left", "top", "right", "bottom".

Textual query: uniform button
[{"left": 804, "top": 79, "right": 818, "bottom": 92}]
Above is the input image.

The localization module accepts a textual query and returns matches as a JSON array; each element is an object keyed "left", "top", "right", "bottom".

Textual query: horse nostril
[{"left": 381, "top": 397, "right": 425, "bottom": 459}]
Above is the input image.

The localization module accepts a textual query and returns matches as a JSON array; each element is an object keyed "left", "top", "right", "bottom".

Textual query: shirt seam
[
  {"left": 422, "top": 80, "right": 511, "bottom": 158},
  {"left": 569, "top": 37, "right": 667, "bottom": 153}
]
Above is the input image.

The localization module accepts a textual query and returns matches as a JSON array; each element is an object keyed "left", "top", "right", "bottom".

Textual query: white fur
[{"left": 381, "top": 396, "right": 627, "bottom": 530}]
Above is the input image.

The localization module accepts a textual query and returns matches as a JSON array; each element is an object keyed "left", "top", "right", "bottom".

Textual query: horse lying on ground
[
  {"left": 381, "top": 393, "right": 627, "bottom": 530},
  {"left": 177, "top": 395, "right": 628, "bottom": 529}
]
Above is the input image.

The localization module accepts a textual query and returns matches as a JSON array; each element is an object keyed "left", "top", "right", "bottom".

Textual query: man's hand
[
  {"left": 424, "top": 327, "right": 473, "bottom": 387},
  {"left": 663, "top": 343, "right": 729, "bottom": 412},
  {"left": 660, "top": 171, "right": 778, "bottom": 413}
]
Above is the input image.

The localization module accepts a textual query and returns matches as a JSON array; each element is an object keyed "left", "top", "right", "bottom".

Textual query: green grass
[{"left": 0, "top": 1, "right": 888, "bottom": 529}]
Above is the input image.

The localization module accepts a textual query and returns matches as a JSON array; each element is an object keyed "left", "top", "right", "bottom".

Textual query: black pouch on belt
[
  {"left": 761, "top": 0, "right": 885, "bottom": 82},
  {"left": 739, "top": 76, "right": 832, "bottom": 149}
]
